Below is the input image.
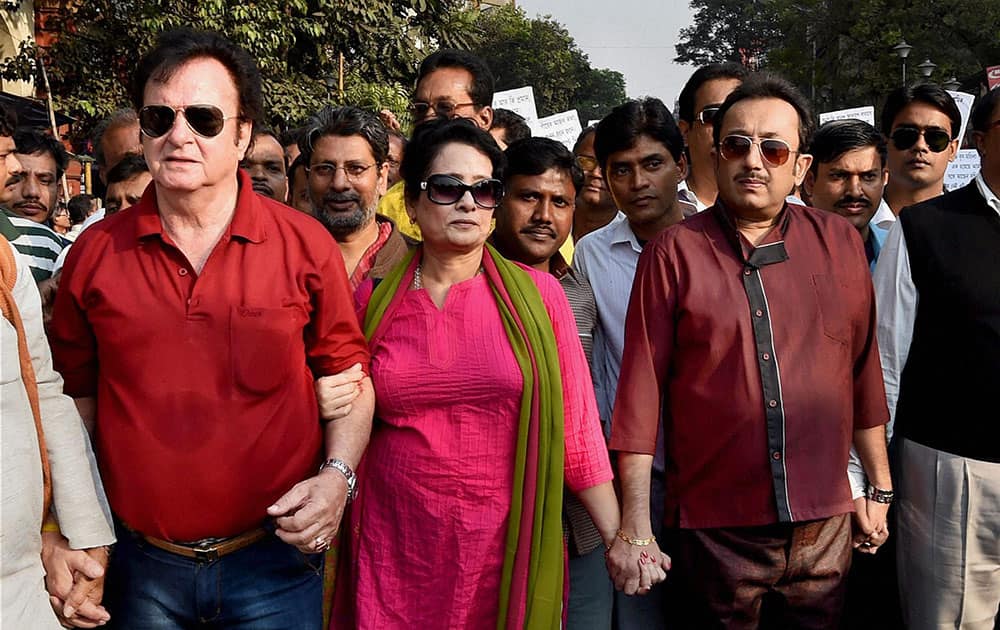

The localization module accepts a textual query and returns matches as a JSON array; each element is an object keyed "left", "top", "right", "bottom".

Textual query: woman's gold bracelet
[{"left": 616, "top": 529, "right": 656, "bottom": 547}]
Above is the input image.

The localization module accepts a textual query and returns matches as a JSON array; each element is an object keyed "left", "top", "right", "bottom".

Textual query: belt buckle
[{"left": 193, "top": 543, "right": 219, "bottom": 562}]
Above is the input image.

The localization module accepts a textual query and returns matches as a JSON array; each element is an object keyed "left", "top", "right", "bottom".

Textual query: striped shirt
[{"left": 2, "top": 209, "right": 68, "bottom": 282}]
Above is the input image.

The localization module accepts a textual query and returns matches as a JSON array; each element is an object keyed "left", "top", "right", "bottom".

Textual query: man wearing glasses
[
  {"left": 608, "top": 75, "right": 892, "bottom": 628},
  {"left": 377, "top": 49, "right": 495, "bottom": 240},
  {"left": 299, "top": 105, "right": 413, "bottom": 289},
  {"left": 873, "top": 88, "right": 1000, "bottom": 630},
  {"left": 49, "top": 29, "right": 373, "bottom": 628},
  {"left": 675, "top": 63, "right": 748, "bottom": 216},
  {"left": 875, "top": 84, "right": 961, "bottom": 228},
  {"left": 571, "top": 126, "right": 618, "bottom": 241}
]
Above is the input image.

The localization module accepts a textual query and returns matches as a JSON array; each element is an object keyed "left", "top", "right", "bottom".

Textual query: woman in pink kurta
[{"left": 331, "top": 119, "right": 618, "bottom": 629}]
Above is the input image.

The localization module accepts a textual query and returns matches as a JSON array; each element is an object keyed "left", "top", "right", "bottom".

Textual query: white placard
[
  {"left": 944, "top": 149, "right": 980, "bottom": 191},
  {"left": 946, "top": 90, "right": 974, "bottom": 143},
  {"left": 492, "top": 86, "right": 538, "bottom": 122},
  {"left": 531, "top": 110, "right": 583, "bottom": 150},
  {"left": 818, "top": 106, "right": 876, "bottom": 127},
  {"left": 587, "top": 119, "right": 602, "bottom": 128}
]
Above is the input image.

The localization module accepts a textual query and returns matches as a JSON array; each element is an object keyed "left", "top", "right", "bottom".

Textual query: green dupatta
[{"left": 362, "top": 244, "right": 566, "bottom": 630}]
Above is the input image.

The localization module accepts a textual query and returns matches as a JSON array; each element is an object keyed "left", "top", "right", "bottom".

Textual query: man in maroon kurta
[{"left": 606, "top": 74, "right": 892, "bottom": 628}]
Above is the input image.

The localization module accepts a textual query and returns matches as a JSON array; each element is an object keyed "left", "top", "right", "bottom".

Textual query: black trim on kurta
[{"left": 713, "top": 204, "right": 795, "bottom": 522}]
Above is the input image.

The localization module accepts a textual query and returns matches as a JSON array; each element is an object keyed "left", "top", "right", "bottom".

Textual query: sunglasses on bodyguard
[
  {"left": 420, "top": 174, "right": 505, "bottom": 209},
  {"left": 718, "top": 134, "right": 796, "bottom": 167},
  {"left": 889, "top": 126, "right": 953, "bottom": 153},
  {"left": 139, "top": 104, "right": 238, "bottom": 139}
]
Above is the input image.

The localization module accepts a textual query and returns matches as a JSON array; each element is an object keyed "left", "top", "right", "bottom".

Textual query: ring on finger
[{"left": 314, "top": 536, "right": 329, "bottom": 551}]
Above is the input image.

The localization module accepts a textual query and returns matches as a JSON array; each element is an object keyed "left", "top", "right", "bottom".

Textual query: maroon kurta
[{"left": 610, "top": 203, "right": 888, "bottom": 529}]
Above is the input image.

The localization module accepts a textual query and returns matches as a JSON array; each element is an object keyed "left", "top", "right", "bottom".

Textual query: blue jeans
[{"left": 106, "top": 522, "right": 323, "bottom": 629}]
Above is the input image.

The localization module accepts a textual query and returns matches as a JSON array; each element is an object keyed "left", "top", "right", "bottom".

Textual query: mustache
[
  {"left": 834, "top": 195, "right": 871, "bottom": 208},
  {"left": 520, "top": 224, "right": 557, "bottom": 238},
  {"left": 322, "top": 192, "right": 360, "bottom": 205}
]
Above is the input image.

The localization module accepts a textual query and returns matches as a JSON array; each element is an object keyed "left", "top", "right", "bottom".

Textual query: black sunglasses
[
  {"left": 139, "top": 104, "right": 236, "bottom": 139},
  {"left": 889, "top": 126, "right": 953, "bottom": 153},
  {"left": 420, "top": 174, "right": 504, "bottom": 209}
]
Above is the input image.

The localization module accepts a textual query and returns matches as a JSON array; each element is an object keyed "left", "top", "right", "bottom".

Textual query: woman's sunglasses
[
  {"left": 718, "top": 134, "right": 795, "bottom": 167},
  {"left": 420, "top": 174, "right": 504, "bottom": 209},
  {"left": 139, "top": 104, "right": 237, "bottom": 139},
  {"left": 889, "top": 126, "right": 953, "bottom": 153}
]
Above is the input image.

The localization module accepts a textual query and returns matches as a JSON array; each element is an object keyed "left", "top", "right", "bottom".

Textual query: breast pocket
[
  {"left": 810, "top": 274, "right": 850, "bottom": 345},
  {"left": 230, "top": 306, "right": 305, "bottom": 395}
]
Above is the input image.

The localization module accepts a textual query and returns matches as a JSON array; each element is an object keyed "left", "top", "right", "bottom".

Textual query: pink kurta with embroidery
[{"left": 345, "top": 267, "right": 611, "bottom": 629}]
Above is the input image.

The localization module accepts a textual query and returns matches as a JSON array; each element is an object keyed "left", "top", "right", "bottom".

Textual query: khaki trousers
[{"left": 897, "top": 438, "right": 1000, "bottom": 630}]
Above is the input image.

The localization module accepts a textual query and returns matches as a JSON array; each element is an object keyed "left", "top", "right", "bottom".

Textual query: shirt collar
[
  {"left": 607, "top": 212, "right": 642, "bottom": 252},
  {"left": 134, "top": 169, "right": 266, "bottom": 243},
  {"left": 974, "top": 172, "right": 1000, "bottom": 218},
  {"left": 870, "top": 198, "right": 896, "bottom": 229}
]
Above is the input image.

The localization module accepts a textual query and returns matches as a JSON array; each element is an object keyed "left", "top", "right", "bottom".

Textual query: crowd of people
[{"left": 1, "top": 24, "right": 998, "bottom": 630}]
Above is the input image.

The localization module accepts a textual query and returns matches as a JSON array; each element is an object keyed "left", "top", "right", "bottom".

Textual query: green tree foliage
[
  {"left": 675, "top": 0, "right": 1000, "bottom": 117},
  {"left": 4, "top": 0, "right": 476, "bottom": 140},
  {"left": 470, "top": 6, "right": 626, "bottom": 120}
]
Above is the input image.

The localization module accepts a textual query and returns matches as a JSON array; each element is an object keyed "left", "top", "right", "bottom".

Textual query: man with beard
[
  {"left": 2, "top": 129, "right": 69, "bottom": 282},
  {"left": 241, "top": 127, "right": 288, "bottom": 203},
  {"left": 300, "top": 106, "right": 413, "bottom": 289},
  {"left": 874, "top": 84, "right": 960, "bottom": 229},
  {"left": 804, "top": 119, "right": 889, "bottom": 271},
  {"left": 572, "top": 126, "right": 618, "bottom": 241}
]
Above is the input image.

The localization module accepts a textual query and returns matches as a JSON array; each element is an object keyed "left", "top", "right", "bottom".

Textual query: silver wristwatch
[{"left": 319, "top": 458, "right": 357, "bottom": 502}]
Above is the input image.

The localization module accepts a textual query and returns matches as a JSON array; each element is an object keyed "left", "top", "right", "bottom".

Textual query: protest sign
[
  {"left": 818, "top": 106, "right": 876, "bottom": 127},
  {"left": 946, "top": 91, "right": 974, "bottom": 143},
  {"left": 987, "top": 65, "right": 1000, "bottom": 90},
  {"left": 944, "top": 149, "right": 980, "bottom": 191},
  {"left": 491, "top": 86, "right": 538, "bottom": 122},
  {"left": 531, "top": 110, "right": 583, "bottom": 150}
]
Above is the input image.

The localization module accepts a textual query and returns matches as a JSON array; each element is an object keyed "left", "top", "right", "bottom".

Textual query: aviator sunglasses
[
  {"left": 420, "top": 174, "right": 505, "bottom": 209},
  {"left": 718, "top": 134, "right": 795, "bottom": 167},
  {"left": 139, "top": 104, "right": 237, "bottom": 138},
  {"left": 889, "top": 126, "right": 953, "bottom": 153}
]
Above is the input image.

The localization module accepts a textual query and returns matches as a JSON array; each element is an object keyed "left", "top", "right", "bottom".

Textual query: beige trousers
[{"left": 897, "top": 438, "right": 1000, "bottom": 630}]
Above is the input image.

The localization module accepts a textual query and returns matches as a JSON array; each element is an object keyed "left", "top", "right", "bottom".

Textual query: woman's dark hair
[
  {"left": 713, "top": 73, "right": 815, "bottom": 151},
  {"left": 595, "top": 97, "right": 685, "bottom": 169},
  {"left": 131, "top": 28, "right": 263, "bottom": 129},
  {"left": 504, "top": 137, "right": 583, "bottom": 194},
  {"left": 400, "top": 118, "right": 506, "bottom": 203},
  {"left": 880, "top": 84, "right": 962, "bottom": 139}
]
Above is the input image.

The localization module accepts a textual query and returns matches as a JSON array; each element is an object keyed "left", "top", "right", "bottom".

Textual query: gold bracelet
[
  {"left": 41, "top": 514, "right": 61, "bottom": 534},
  {"left": 616, "top": 529, "right": 655, "bottom": 547}
]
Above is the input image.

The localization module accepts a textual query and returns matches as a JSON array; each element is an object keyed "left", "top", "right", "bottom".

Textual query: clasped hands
[
  {"left": 41, "top": 531, "right": 110, "bottom": 628},
  {"left": 851, "top": 496, "right": 890, "bottom": 554},
  {"left": 604, "top": 531, "right": 671, "bottom": 596}
]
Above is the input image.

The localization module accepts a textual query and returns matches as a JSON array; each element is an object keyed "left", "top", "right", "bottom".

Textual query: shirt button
[
  {"left": 762, "top": 352, "right": 770, "bottom": 361},
  {"left": 768, "top": 399, "right": 778, "bottom": 408},
  {"left": 178, "top": 268, "right": 188, "bottom": 276},
  {"left": 755, "top": 309, "right": 764, "bottom": 317},
  {"left": 744, "top": 268, "right": 752, "bottom": 276},
  {"left": 772, "top": 450, "right": 782, "bottom": 460}
]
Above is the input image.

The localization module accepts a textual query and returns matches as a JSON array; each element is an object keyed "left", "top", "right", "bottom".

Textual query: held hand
[
  {"left": 315, "top": 364, "right": 364, "bottom": 421},
  {"left": 605, "top": 533, "right": 670, "bottom": 596},
  {"left": 379, "top": 109, "right": 402, "bottom": 132},
  {"left": 41, "top": 533, "right": 110, "bottom": 627},
  {"left": 267, "top": 471, "right": 349, "bottom": 554},
  {"left": 851, "top": 496, "right": 890, "bottom": 555}
]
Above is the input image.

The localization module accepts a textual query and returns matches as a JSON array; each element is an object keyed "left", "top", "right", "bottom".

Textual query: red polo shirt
[
  {"left": 51, "top": 171, "right": 370, "bottom": 541},
  {"left": 610, "top": 203, "right": 888, "bottom": 529}
]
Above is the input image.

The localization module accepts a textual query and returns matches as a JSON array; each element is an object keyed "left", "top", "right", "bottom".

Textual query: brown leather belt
[{"left": 139, "top": 527, "right": 268, "bottom": 562}]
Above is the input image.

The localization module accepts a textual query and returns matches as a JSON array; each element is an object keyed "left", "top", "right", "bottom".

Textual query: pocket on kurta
[
  {"left": 810, "top": 274, "right": 850, "bottom": 345},
  {"left": 230, "top": 306, "right": 301, "bottom": 395}
]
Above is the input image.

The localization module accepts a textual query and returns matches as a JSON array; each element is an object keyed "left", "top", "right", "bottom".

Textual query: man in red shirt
[
  {"left": 49, "top": 29, "right": 373, "bottom": 629},
  {"left": 606, "top": 74, "right": 892, "bottom": 627}
]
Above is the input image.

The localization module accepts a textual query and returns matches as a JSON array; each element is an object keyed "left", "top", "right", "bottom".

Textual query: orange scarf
[{"left": 0, "top": 235, "right": 52, "bottom": 520}]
